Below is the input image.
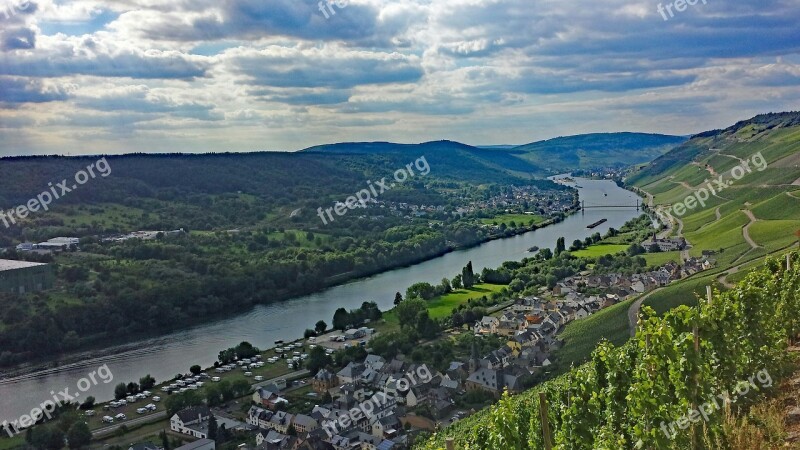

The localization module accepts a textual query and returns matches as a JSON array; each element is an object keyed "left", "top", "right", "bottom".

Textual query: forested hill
[{"left": 302, "top": 133, "right": 686, "bottom": 176}]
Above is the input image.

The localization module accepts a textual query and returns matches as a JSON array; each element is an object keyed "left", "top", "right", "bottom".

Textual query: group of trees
[
  {"left": 22, "top": 405, "right": 92, "bottom": 450},
  {"left": 113, "top": 374, "right": 156, "bottom": 400},
  {"left": 331, "top": 302, "right": 382, "bottom": 331},
  {"left": 217, "top": 342, "right": 260, "bottom": 364}
]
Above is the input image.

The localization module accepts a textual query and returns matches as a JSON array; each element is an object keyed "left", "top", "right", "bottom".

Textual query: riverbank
[
  {"left": 1, "top": 177, "right": 634, "bottom": 423},
  {"left": 0, "top": 207, "right": 577, "bottom": 376}
]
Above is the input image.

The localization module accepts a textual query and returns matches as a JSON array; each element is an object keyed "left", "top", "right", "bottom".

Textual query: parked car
[
  {"left": 115, "top": 413, "right": 126, "bottom": 420},
  {"left": 254, "top": 375, "right": 264, "bottom": 381},
  {"left": 212, "top": 376, "right": 221, "bottom": 382},
  {"left": 84, "top": 410, "right": 95, "bottom": 417},
  {"left": 152, "top": 396, "right": 161, "bottom": 402},
  {"left": 146, "top": 404, "right": 157, "bottom": 411},
  {"left": 136, "top": 408, "right": 147, "bottom": 414},
  {"left": 244, "top": 372, "right": 253, "bottom": 377},
  {"left": 102, "top": 416, "right": 114, "bottom": 424}
]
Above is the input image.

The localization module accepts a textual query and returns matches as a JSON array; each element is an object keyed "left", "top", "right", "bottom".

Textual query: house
[
  {"left": 253, "top": 388, "right": 288, "bottom": 410},
  {"left": 465, "top": 366, "right": 530, "bottom": 396},
  {"left": 312, "top": 369, "right": 339, "bottom": 393},
  {"left": 336, "top": 362, "right": 365, "bottom": 384},
  {"left": 371, "top": 415, "right": 401, "bottom": 439},
  {"left": 255, "top": 430, "right": 296, "bottom": 449},
  {"left": 248, "top": 406, "right": 274, "bottom": 429},
  {"left": 473, "top": 316, "right": 499, "bottom": 334},
  {"left": 292, "top": 414, "right": 319, "bottom": 434},
  {"left": 266, "top": 411, "right": 294, "bottom": 434},
  {"left": 174, "top": 439, "right": 215, "bottom": 450},
  {"left": 170, "top": 406, "right": 212, "bottom": 438}
]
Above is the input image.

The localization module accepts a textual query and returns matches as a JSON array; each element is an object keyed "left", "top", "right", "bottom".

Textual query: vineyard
[{"left": 418, "top": 251, "right": 800, "bottom": 449}]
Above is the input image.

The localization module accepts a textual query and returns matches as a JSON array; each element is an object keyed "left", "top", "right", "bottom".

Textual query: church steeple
[{"left": 469, "top": 342, "right": 479, "bottom": 373}]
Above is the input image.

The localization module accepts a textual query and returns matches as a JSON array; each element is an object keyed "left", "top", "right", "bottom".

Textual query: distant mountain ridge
[{"left": 302, "top": 132, "right": 687, "bottom": 175}]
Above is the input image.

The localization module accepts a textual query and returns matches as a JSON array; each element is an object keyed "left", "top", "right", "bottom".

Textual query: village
[{"left": 150, "top": 243, "right": 715, "bottom": 450}]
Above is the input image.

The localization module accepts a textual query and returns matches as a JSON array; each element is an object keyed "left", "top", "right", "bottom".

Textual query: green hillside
[
  {"left": 630, "top": 112, "right": 800, "bottom": 269},
  {"left": 511, "top": 132, "right": 687, "bottom": 172}
]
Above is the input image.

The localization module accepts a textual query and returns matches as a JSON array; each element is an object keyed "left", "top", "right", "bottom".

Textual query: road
[
  {"left": 252, "top": 369, "right": 309, "bottom": 389},
  {"left": 92, "top": 411, "right": 167, "bottom": 437}
]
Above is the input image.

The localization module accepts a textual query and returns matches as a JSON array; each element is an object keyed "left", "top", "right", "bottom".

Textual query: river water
[{"left": 0, "top": 177, "right": 640, "bottom": 422}]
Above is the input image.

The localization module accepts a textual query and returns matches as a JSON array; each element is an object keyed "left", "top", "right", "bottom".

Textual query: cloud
[
  {"left": 0, "top": 76, "right": 70, "bottom": 105},
  {"left": 1, "top": 0, "right": 800, "bottom": 154}
]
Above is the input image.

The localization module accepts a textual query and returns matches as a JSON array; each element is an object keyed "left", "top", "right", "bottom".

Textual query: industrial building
[{"left": 0, "top": 259, "right": 54, "bottom": 295}]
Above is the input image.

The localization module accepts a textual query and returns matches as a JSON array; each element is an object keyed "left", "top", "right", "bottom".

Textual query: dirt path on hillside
[{"left": 742, "top": 209, "right": 761, "bottom": 250}]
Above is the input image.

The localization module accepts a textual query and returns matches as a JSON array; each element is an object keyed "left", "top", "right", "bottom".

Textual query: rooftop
[{"left": 0, "top": 259, "right": 47, "bottom": 272}]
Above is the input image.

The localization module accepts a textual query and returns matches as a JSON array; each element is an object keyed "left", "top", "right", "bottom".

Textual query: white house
[{"left": 170, "top": 406, "right": 212, "bottom": 438}]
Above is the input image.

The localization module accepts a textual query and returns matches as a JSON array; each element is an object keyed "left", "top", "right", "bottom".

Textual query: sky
[{"left": 0, "top": 0, "right": 799, "bottom": 156}]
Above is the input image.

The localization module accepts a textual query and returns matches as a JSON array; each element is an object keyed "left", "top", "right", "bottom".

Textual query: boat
[
  {"left": 527, "top": 246, "right": 539, "bottom": 253},
  {"left": 587, "top": 218, "right": 608, "bottom": 229}
]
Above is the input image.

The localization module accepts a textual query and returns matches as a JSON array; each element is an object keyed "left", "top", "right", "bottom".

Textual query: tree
[
  {"left": 452, "top": 274, "right": 463, "bottom": 289},
  {"left": 407, "top": 282, "right": 436, "bottom": 300},
  {"left": 555, "top": 237, "right": 566, "bottom": 255},
  {"left": 79, "top": 396, "right": 95, "bottom": 410},
  {"left": 190, "top": 365, "right": 202, "bottom": 375},
  {"left": 394, "top": 292, "right": 403, "bottom": 305},
  {"left": 126, "top": 382, "right": 139, "bottom": 394},
  {"left": 139, "top": 374, "right": 156, "bottom": 390},
  {"left": 114, "top": 383, "right": 127, "bottom": 400},
  {"left": 304, "top": 329, "right": 316, "bottom": 339},
  {"left": 28, "top": 426, "right": 65, "bottom": 450},
  {"left": 315, "top": 320, "right": 327, "bottom": 334},
  {"left": 306, "top": 346, "right": 332, "bottom": 374},
  {"left": 67, "top": 422, "right": 91, "bottom": 449},
  {"left": 208, "top": 415, "right": 218, "bottom": 441},
  {"left": 440, "top": 278, "right": 452, "bottom": 294},
  {"left": 332, "top": 308, "right": 350, "bottom": 330},
  {"left": 648, "top": 243, "right": 661, "bottom": 253},
  {"left": 396, "top": 298, "right": 427, "bottom": 328},
  {"left": 627, "top": 243, "right": 646, "bottom": 256},
  {"left": 462, "top": 261, "right": 475, "bottom": 288},
  {"left": 160, "top": 431, "right": 170, "bottom": 450},
  {"left": 539, "top": 248, "right": 553, "bottom": 260},
  {"left": 287, "top": 424, "right": 297, "bottom": 436}
]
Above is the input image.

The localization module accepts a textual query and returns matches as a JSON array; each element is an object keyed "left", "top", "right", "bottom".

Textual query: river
[{"left": 0, "top": 177, "right": 641, "bottom": 422}]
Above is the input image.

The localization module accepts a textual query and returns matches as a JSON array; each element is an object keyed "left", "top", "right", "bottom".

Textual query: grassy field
[
  {"left": 426, "top": 284, "right": 506, "bottom": 318},
  {"left": 642, "top": 251, "right": 682, "bottom": 267},
  {"left": 379, "top": 283, "right": 507, "bottom": 330},
  {"left": 569, "top": 244, "right": 629, "bottom": 258}
]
